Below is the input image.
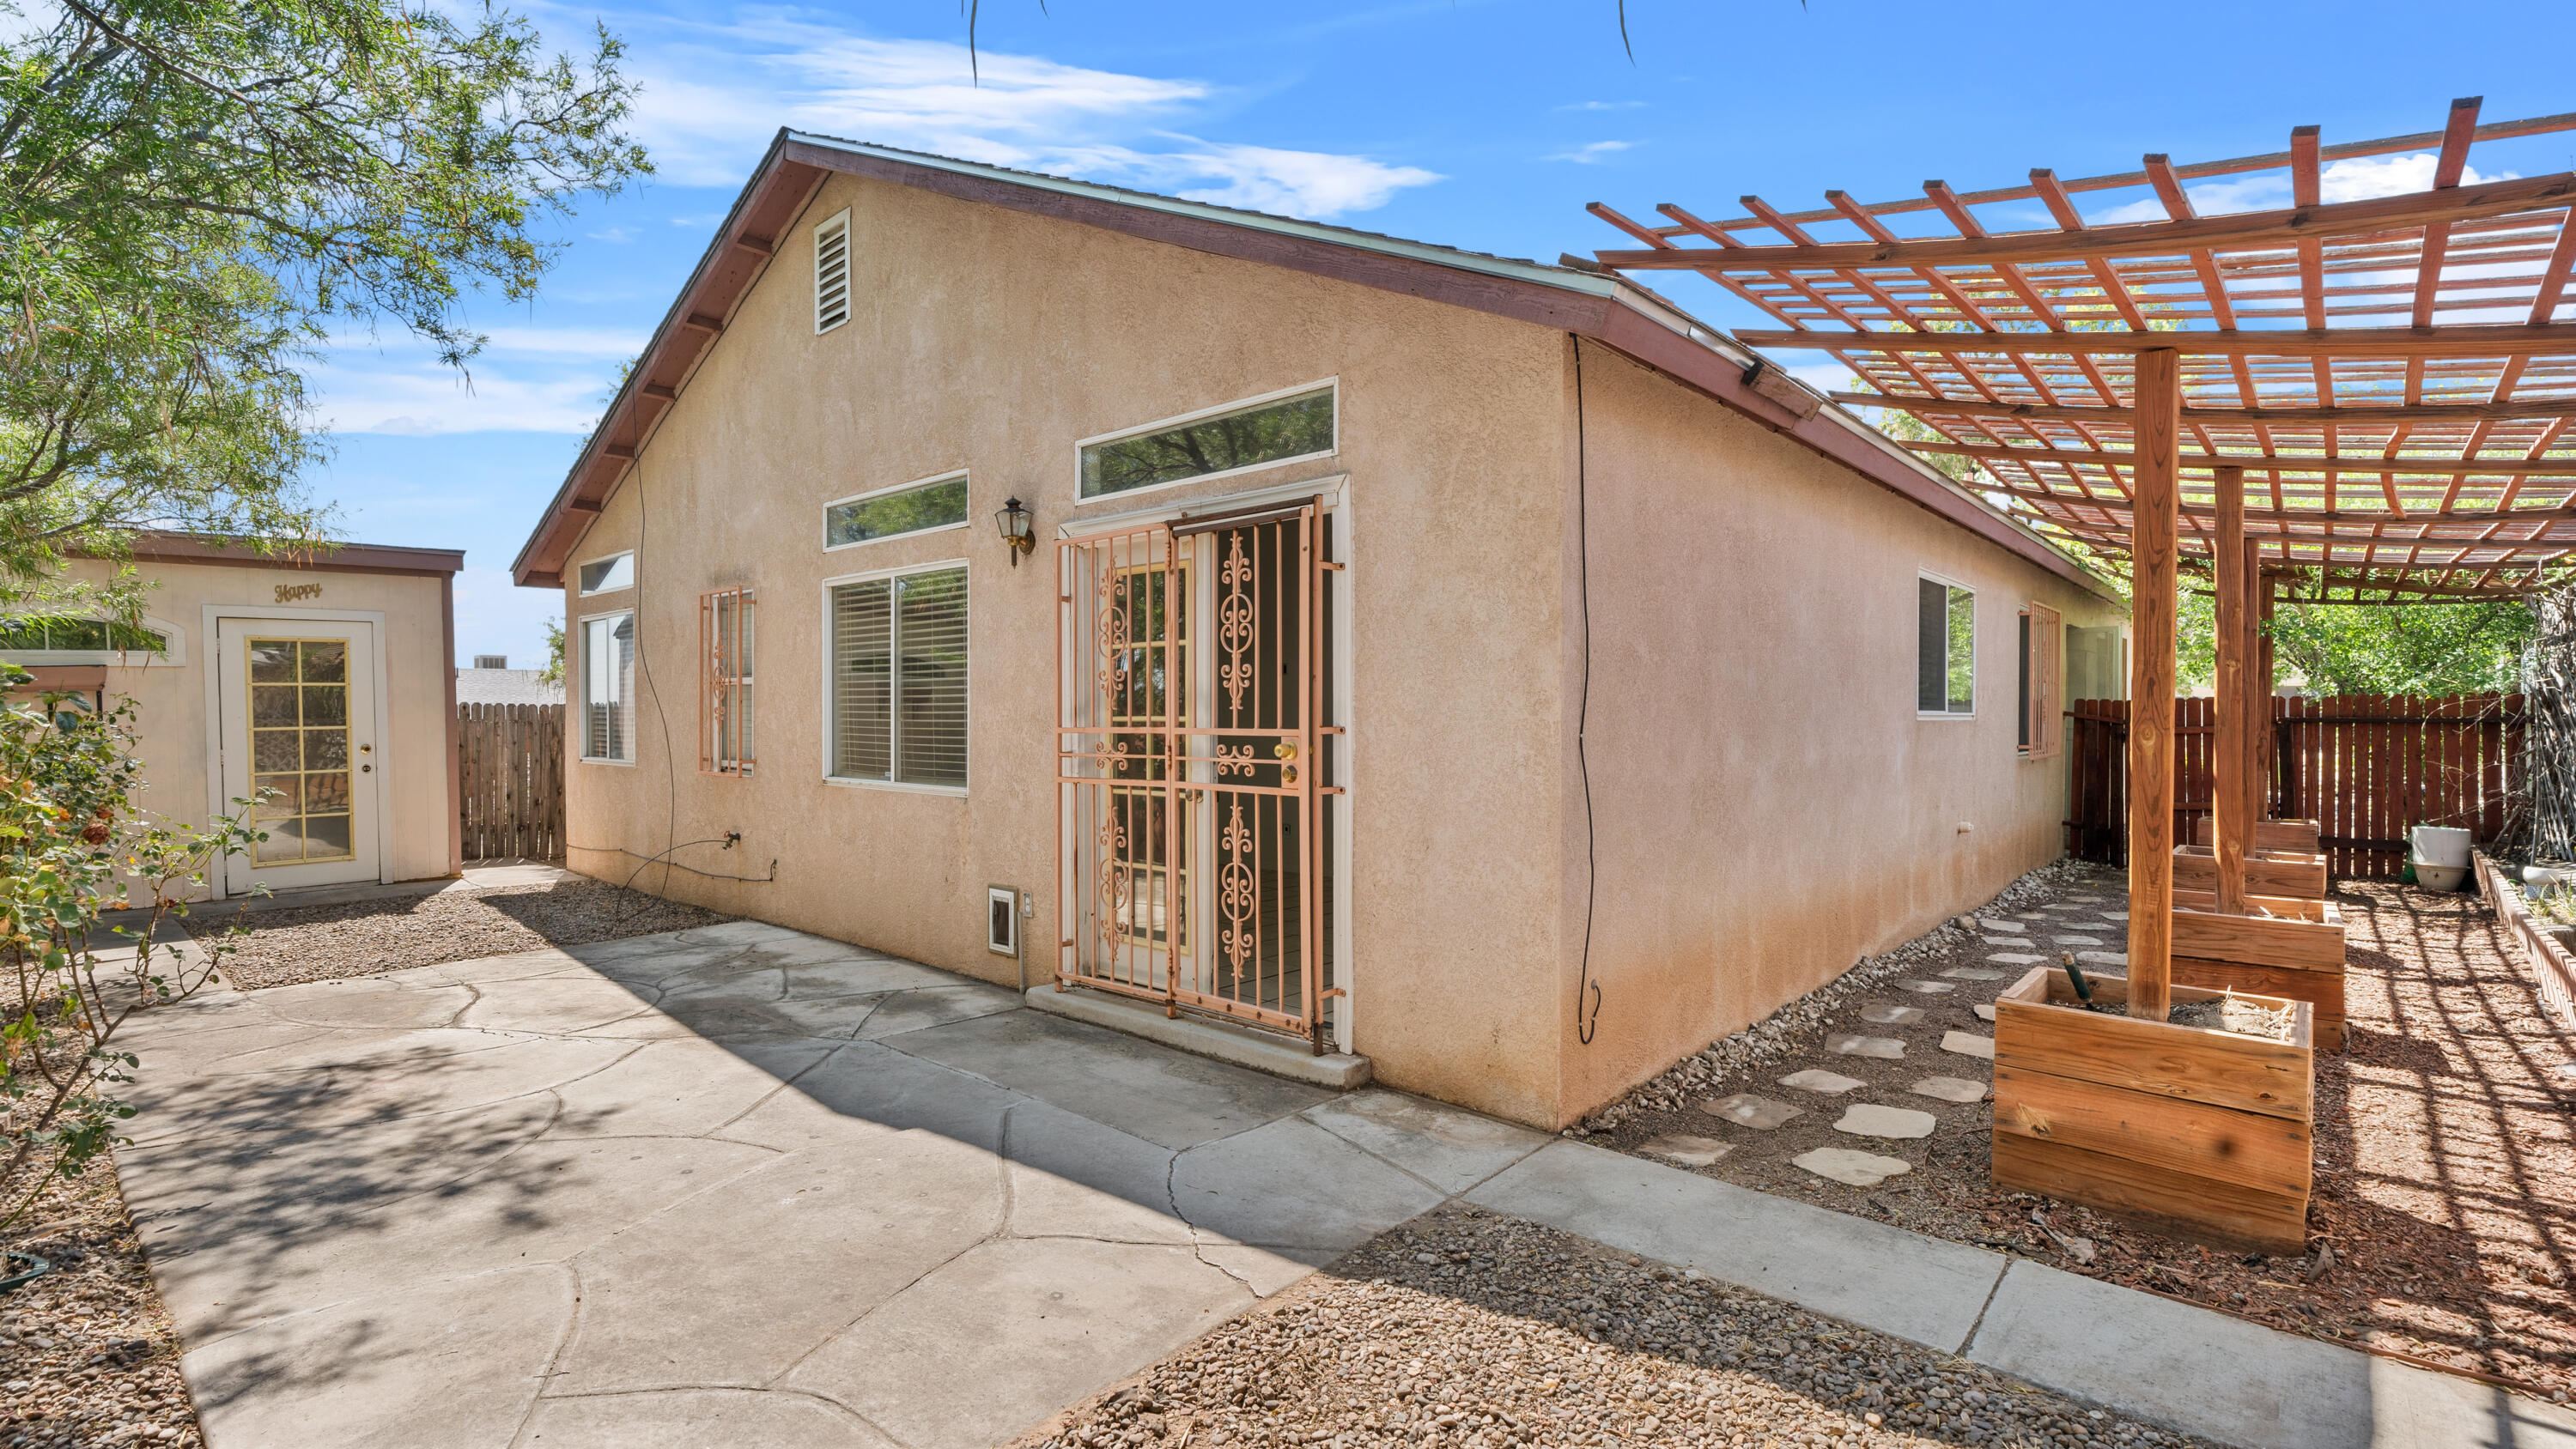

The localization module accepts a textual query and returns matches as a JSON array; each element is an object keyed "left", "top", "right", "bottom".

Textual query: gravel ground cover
[
  {"left": 199, "top": 876, "right": 734, "bottom": 989},
  {"left": 1, "top": 1155, "right": 203, "bottom": 1449},
  {"left": 1572, "top": 864, "right": 2576, "bottom": 1404},
  {"left": 1024, "top": 1204, "right": 2221, "bottom": 1449}
]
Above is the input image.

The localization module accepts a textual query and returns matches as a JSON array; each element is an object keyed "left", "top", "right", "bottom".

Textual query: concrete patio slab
[{"left": 115, "top": 919, "right": 1539, "bottom": 1449}]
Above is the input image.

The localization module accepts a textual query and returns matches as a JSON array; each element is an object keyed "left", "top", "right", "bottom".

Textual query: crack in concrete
[{"left": 508, "top": 1261, "right": 591, "bottom": 1449}]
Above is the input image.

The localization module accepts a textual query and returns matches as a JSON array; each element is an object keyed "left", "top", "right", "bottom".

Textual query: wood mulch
[{"left": 1580, "top": 866, "right": 2576, "bottom": 1404}]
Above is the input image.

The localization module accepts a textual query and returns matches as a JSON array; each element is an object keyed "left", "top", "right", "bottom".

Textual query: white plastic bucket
[
  {"left": 2412, "top": 858, "right": 2467, "bottom": 893},
  {"left": 2411, "top": 825, "right": 2472, "bottom": 868}
]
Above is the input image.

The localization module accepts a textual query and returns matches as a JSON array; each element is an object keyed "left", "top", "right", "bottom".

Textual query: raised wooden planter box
[
  {"left": 2170, "top": 901, "right": 2349, "bottom": 1051},
  {"left": 2190, "top": 817, "right": 2321, "bottom": 854},
  {"left": 2170, "top": 888, "right": 2333, "bottom": 922},
  {"left": 1992, "top": 967, "right": 2313, "bottom": 1255},
  {"left": 2173, "top": 844, "right": 2328, "bottom": 899},
  {"left": 2472, "top": 852, "right": 2576, "bottom": 1032}
]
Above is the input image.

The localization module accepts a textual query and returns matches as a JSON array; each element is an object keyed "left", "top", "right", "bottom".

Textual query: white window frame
[
  {"left": 0, "top": 613, "right": 185, "bottom": 667},
  {"left": 576, "top": 550, "right": 635, "bottom": 597},
  {"left": 823, "top": 470, "right": 972, "bottom": 552},
  {"left": 818, "top": 556, "right": 969, "bottom": 797},
  {"left": 1072, "top": 378, "right": 1340, "bottom": 505},
  {"left": 814, "top": 207, "right": 852, "bottom": 335},
  {"left": 1917, "top": 569, "right": 1977, "bottom": 721},
  {"left": 577, "top": 608, "right": 637, "bottom": 766}
]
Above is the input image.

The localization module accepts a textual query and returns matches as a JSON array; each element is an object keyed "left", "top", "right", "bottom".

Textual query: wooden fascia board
[
  {"left": 1584, "top": 305, "right": 2113, "bottom": 598},
  {"left": 510, "top": 136, "right": 826, "bottom": 585},
  {"left": 775, "top": 138, "right": 1612, "bottom": 333},
  {"left": 122, "top": 536, "right": 464, "bottom": 577}
]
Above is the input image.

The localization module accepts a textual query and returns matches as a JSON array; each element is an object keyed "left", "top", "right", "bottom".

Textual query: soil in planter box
[
  {"left": 2166, "top": 994, "right": 2298, "bottom": 1041},
  {"left": 1572, "top": 863, "right": 2576, "bottom": 1405}
]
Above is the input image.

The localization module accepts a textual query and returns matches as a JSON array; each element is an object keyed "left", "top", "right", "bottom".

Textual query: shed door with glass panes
[{"left": 216, "top": 618, "right": 381, "bottom": 891}]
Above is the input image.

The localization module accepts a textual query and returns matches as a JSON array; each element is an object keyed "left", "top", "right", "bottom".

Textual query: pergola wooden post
[
  {"left": 2213, "top": 464, "right": 2251, "bottom": 915},
  {"left": 2128, "top": 349, "right": 2181, "bottom": 1021},
  {"left": 2258, "top": 571, "right": 2278, "bottom": 815}
]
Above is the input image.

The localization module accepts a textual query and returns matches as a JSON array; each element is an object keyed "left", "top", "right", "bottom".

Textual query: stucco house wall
[
  {"left": 560, "top": 168, "right": 1581, "bottom": 1125},
  {"left": 1551, "top": 343, "right": 2123, "bottom": 1119},
  {"left": 544, "top": 144, "right": 2125, "bottom": 1131}
]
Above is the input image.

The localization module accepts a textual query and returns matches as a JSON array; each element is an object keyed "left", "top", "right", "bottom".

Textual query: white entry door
[{"left": 216, "top": 618, "right": 382, "bottom": 893}]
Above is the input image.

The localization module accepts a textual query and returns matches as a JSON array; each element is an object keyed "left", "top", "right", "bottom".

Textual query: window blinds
[{"left": 831, "top": 567, "right": 966, "bottom": 786}]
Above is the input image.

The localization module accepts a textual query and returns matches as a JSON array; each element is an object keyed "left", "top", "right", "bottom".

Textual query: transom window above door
[{"left": 1078, "top": 385, "right": 1336, "bottom": 500}]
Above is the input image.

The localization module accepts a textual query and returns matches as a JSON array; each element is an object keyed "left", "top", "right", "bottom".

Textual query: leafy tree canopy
[{"left": 0, "top": 0, "right": 646, "bottom": 613}]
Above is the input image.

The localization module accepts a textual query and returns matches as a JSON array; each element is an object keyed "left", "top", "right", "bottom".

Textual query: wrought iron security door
[{"left": 1058, "top": 503, "right": 1337, "bottom": 1046}]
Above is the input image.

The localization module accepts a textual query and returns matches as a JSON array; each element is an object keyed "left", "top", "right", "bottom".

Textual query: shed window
[
  {"left": 826, "top": 474, "right": 969, "bottom": 549},
  {"left": 815, "top": 209, "right": 851, "bottom": 334},
  {"left": 829, "top": 565, "right": 967, "bottom": 789},
  {"left": 1078, "top": 386, "right": 1334, "bottom": 499},
  {"left": 578, "top": 552, "right": 634, "bottom": 595},
  {"left": 0, "top": 618, "right": 168, "bottom": 656},
  {"left": 1917, "top": 577, "right": 1974, "bottom": 716},
  {"left": 2019, "top": 603, "right": 2062, "bottom": 758},
  {"left": 702, "top": 587, "right": 755, "bottom": 776},
  {"left": 581, "top": 613, "right": 635, "bottom": 761}
]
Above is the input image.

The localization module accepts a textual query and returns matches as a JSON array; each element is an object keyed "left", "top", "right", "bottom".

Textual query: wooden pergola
[
  {"left": 1586, "top": 97, "right": 2576, "bottom": 1028},
  {"left": 1584, "top": 100, "right": 2575, "bottom": 1245}
]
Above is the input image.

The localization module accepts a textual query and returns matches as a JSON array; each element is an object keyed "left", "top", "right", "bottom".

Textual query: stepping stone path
[
  {"left": 1974, "top": 1003, "right": 1996, "bottom": 1022},
  {"left": 2077, "top": 951, "right": 2127, "bottom": 967},
  {"left": 1642, "top": 1133, "right": 1734, "bottom": 1167},
  {"left": 2055, "top": 935, "right": 2104, "bottom": 946},
  {"left": 1941, "top": 967, "right": 2005, "bottom": 980},
  {"left": 1826, "top": 1034, "right": 1906, "bottom": 1059},
  {"left": 1778, "top": 1069, "right": 1866, "bottom": 1094},
  {"left": 1989, "top": 952, "right": 2044, "bottom": 965},
  {"left": 1857, "top": 1003, "right": 1924, "bottom": 1025},
  {"left": 1982, "top": 919, "right": 2026, "bottom": 934},
  {"left": 1703, "top": 1094, "right": 1802, "bottom": 1129},
  {"left": 1898, "top": 980, "right": 1956, "bottom": 995},
  {"left": 1834, "top": 1104, "right": 1938, "bottom": 1139},
  {"left": 1911, "top": 1076, "right": 1991, "bottom": 1103},
  {"left": 2103, "top": 911, "right": 2129, "bottom": 920},
  {"left": 1793, "top": 1148, "right": 1912, "bottom": 1187},
  {"left": 1941, "top": 1030, "right": 1997, "bottom": 1060}
]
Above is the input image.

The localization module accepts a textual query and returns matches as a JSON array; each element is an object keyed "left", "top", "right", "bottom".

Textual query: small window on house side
[
  {"left": 2019, "top": 602, "right": 2062, "bottom": 758},
  {"left": 581, "top": 613, "right": 635, "bottom": 761},
  {"left": 815, "top": 209, "right": 852, "bottom": 334},
  {"left": 825, "top": 474, "right": 969, "bottom": 549},
  {"left": 1917, "top": 576, "right": 1974, "bottom": 717},
  {"left": 703, "top": 587, "right": 755, "bottom": 776},
  {"left": 0, "top": 617, "right": 170, "bottom": 658},
  {"left": 828, "top": 564, "right": 967, "bottom": 790},
  {"left": 1078, "top": 386, "right": 1335, "bottom": 500},
  {"left": 578, "top": 552, "right": 634, "bottom": 596}
]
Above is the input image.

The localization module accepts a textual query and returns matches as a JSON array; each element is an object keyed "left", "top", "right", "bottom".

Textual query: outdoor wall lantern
[{"left": 995, "top": 496, "right": 1036, "bottom": 566}]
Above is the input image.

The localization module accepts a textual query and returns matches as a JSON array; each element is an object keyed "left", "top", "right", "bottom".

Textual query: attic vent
[{"left": 814, "top": 209, "right": 851, "bottom": 333}]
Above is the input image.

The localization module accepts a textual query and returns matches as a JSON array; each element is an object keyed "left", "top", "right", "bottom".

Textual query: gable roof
[{"left": 510, "top": 130, "right": 2113, "bottom": 598}]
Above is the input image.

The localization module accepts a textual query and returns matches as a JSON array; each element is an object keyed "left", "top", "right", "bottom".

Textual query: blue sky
[{"left": 307, "top": 0, "right": 2576, "bottom": 666}]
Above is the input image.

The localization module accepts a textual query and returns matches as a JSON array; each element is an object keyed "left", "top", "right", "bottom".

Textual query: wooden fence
[
  {"left": 2066, "top": 694, "right": 2524, "bottom": 878},
  {"left": 459, "top": 702, "right": 565, "bottom": 861}
]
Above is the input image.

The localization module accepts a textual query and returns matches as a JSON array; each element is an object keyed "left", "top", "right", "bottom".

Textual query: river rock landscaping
[
  {"left": 1024, "top": 1203, "right": 2220, "bottom": 1449},
  {"left": 1572, "top": 861, "right": 2576, "bottom": 1404}
]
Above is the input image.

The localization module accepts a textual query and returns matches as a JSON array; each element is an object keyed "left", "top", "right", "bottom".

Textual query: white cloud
[
  {"left": 1548, "top": 141, "right": 1636, "bottom": 165},
  {"left": 2084, "top": 154, "right": 2517, "bottom": 224},
  {"left": 606, "top": 17, "right": 1437, "bottom": 220},
  {"left": 313, "top": 352, "right": 615, "bottom": 436},
  {"left": 586, "top": 225, "right": 639, "bottom": 244},
  {"left": 668, "top": 212, "right": 725, "bottom": 229},
  {"left": 1556, "top": 100, "right": 1646, "bottom": 112}
]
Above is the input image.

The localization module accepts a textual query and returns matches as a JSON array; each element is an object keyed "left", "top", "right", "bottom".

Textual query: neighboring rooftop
[{"left": 456, "top": 668, "right": 562, "bottom": 706}]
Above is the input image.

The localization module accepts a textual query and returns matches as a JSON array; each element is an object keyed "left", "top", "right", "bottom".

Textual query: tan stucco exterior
[
  {"left": 552, "top": 165, "right": 2123, "bottom": 1130},
  {"left": 29, "top": 553, "right": 460, "bottom": 894}
]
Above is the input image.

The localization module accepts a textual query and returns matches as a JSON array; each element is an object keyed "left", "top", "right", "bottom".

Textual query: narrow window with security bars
[
  {"left": 702, "top": 586, "right": 756, "bottom": 776},
  {"left": 828, "top": 565, "right": 967, "bottom": 789}
]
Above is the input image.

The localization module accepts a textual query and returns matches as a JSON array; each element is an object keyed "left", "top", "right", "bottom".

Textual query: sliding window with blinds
[{"left": 829, "top": 565, "right": 968, "bottom": 788}]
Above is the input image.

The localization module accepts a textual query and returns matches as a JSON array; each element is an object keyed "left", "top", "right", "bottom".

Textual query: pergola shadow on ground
[{"left": 110, "top": 920, "right": 1552, "bottom": 1449}]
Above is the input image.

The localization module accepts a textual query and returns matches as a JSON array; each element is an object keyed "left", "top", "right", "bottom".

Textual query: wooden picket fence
[
  {"left": 2066, "top": 694, "right": 2524, "bottom": 878},
  {"left": 459, "top": 702, "right": 565, "bottom": 862}
]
